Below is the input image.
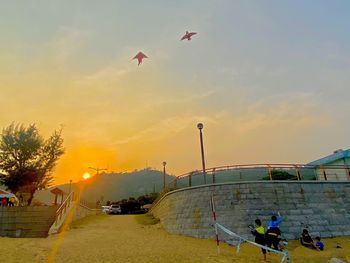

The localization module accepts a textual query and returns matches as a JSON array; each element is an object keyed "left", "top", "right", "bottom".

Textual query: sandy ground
[{"left": 0, "top": 214, "right": 349, "bottom": 263}]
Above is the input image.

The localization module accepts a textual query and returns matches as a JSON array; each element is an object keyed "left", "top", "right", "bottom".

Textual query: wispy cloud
[
  {"left": 229, "top": 92, "right": 332, "bottom": 134},
  {"left": 74, "top": 64, "right": 131, "bottom": 87},
  {"left": 113, "top": 115, "right": 216, "bottom": 145},
  {"left": 48, "top": 26, "right": 90, "bottom": 65}
]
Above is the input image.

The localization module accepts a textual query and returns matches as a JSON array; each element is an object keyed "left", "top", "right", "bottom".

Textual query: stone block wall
[
  {"left": 151, "top": 181, "right": 350, "bottom": 241},
  {"left": 0, "top": 206, "right": 57, "bottom": 237}
]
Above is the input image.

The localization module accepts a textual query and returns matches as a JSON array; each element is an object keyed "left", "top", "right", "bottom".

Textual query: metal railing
[
  {"left": 151, "top": 163, "right": 350, "bottom": 208},
  {"left": 54, "top": 191, "right": 74, "bottom": 226}
]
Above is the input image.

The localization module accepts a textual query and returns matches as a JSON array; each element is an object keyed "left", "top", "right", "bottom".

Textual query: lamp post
[
  {"left": 197, "top": 123, "right": 207, "bottom": 184},
  {"left": 68, "top": 179, "right": 72, "bottom": 194},
  {"left": 162, "top": 161, "right": 167, "bottom": 190}
]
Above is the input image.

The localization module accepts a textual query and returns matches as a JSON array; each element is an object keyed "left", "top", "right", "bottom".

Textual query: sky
[{"left": 1, "top": 1, "right": 350, "bottom": 185}]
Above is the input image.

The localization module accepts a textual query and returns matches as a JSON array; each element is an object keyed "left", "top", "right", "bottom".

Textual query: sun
[{"left": 83, "top": 172, "right": 91, "bottom": 180}]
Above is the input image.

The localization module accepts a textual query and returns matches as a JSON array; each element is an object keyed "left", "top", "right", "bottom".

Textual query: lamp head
[{"left": 197, "top": 123, "right": 204, "bottom": 130}]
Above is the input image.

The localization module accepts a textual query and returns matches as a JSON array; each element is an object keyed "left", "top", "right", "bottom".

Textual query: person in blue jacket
[{"left": 265, "top": 211, "right": 282, "bottom": 250}]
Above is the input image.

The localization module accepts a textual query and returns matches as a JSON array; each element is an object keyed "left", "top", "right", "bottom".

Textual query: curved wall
[{"left": 151, "top": 181, "right": 350, "bottom": 241}]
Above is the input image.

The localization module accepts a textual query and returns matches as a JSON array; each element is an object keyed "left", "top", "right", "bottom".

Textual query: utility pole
[{"left": 162, "top": 161, "right": 167, "bottom": 190}]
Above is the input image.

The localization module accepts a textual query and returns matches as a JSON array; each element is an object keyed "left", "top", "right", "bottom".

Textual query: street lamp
[
  {"left": 68, "top": 179, "right": 72, "bottom": 194},
  {"left": 197, "top": 123, "right": 207, "bottom": 184},
  {"left": 162, "top": 161, "right": 167, "bottom": 190}
]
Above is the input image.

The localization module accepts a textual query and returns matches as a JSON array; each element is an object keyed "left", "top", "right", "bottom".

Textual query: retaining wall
[
  {"left": 151, "top": 181, "right": 350, "bottom": 241},
  {"left": 0, "top": 206, "right": 57, "bottom": 237}
]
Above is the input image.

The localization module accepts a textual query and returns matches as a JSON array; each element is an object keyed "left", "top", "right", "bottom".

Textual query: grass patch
[{"left": 135, "top": 213, "right": 160, "bottom": 225}]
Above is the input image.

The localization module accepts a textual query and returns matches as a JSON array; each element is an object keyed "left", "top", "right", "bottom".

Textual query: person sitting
[
  {"left": 300, "top": 229, "right": 317, "bottom": 250},
  {"left": 315, "top": 237, "right": 324, "bottom": 251},
  {"left": 250, "top": 219, "right": 267, "bottom": 261}
]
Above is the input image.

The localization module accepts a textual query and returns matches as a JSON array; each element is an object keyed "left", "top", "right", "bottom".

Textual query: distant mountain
[{"left": 34, "top": 168, "right": 175, "bottom": 206}]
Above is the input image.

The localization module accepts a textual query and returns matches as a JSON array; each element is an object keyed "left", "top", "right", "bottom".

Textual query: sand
[{"left": 0, "top": 214, "right": 349, "bottom": 263}]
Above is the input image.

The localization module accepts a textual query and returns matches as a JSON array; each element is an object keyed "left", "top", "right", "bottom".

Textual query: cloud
[
  {"left": 113, "top": 114, "right": 216, "bottom": 145},
  {"left": 48, "top": 26, "right": 90, "bottom": 65},
  {"left": 229, "top": 92, "right": 332, "bottom": 134},
  {"left": 74, "top": 64, "right": 130, "bottom": 87}
]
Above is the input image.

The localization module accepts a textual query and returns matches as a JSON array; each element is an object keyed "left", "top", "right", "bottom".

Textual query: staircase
[
  {"left": 48, "top": 192, "right": 101, "bottom": 234},
  {"left": 48, "top": 192, "right": 75, "bottom": 234}
]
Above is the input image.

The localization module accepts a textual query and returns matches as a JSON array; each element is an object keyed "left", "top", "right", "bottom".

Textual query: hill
[{"left": 34, "top": 168, "right": 175, "bottom": 206}]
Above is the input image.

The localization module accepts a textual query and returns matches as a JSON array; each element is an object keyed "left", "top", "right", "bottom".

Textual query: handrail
[
  {"left": 54, "top": 191, "right": 74, "bottom": 226},
  {"left": 152, "top": 163, "right": 350, "bottom": 208},
  {"left": 175, "top": 163, "right": 350, "bottom": 179},
  {"left": 56, "top": 192, "right": 74, "bottom": 215},
  {"left": 78, "top": 202, "right": 100, "bottom": 211}
]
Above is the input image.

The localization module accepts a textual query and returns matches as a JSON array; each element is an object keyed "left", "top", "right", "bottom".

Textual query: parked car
[
  {"left": 102, "top": 206, "right": 111, "bottom": 214},
  {"left": 108, "top": 204, "right": 121, "bottom": 214}
]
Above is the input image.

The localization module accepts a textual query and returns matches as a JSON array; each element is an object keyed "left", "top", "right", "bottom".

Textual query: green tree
[
  {"left": 0, "top": 123, "right": 64, "bottom": 205},
  {"left": 262, "top": 169, "right": 297, "bottom": 180}
]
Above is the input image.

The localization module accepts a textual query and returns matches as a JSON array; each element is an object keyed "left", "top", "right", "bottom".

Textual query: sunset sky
[{"left": 1, "top": 1, "right": 350, "bottom": 184}]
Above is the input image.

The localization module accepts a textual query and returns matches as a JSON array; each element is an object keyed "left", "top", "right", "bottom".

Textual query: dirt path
[{"left": 0, "top": 215, "right": 349, "bottom": 262}]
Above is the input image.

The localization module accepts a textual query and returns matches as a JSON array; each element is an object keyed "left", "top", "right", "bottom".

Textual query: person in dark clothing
[
  {"left": 251, "top": 219, "right": 267, "bottom": 261},
  {"left": 266, "top": 212, "right": 282, "bottom": 250},
  {"left": 300, "top": 229, "right": 317, "bottom": 250}
]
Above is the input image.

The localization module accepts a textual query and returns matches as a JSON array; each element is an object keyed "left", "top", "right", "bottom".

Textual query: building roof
[
  {"left": 50, "top": 187, "right": 65, "bottom": 195},
  {"left": 308, "top": 149, "right": 350, "bottom": 166},
  {"left": 0, "top": 189, "right": 16, "bottom": 198},
  {"left": 0, "top": 189, "right": 9, "bottom": 195}
]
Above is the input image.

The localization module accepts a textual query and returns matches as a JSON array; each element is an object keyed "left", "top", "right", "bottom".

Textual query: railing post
[
  {"left": 189, "top": 172, "right": 192, "bottom": 187},
  {"left": 295, "top": 165, "right": 301, "bottom": 180},
  {"left": 174, "top": 177, "right": 177, "bottom": 189},
  {"left": 345, "top": 167, "right": 350, "bottom": 181},
  {"left": 321, "top": 165, "right": 327, "bottom": 180},
  {"left": 212, "top": 168, "right": 216, "bottom": 184},
  {"left": 267, "top": 165, "right": 272, "bottom": 180}
]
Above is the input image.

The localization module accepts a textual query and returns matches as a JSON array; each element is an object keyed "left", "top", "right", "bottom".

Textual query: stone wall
[
  {"left": 0, "top": 206, "right": 57, "bottom": 237},
  {"left": 151, "top": 181, "right": 350, "bottom": 241}
]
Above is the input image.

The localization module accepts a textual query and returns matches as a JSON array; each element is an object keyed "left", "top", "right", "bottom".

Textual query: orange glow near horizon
[
  {"left": 83, "top": 172, "right": 91, "bottom": 180},
  {"left": 52, "top": 144, "right": 120, "bottom": 185}
]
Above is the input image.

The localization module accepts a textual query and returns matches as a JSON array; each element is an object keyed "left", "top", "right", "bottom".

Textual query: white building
[{"left": 308, "top": 149, "right": 350, "bottom": 181}]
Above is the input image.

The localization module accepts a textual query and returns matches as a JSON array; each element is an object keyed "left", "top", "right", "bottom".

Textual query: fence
[
  {"left": 50, "top": 191, "right": 101, "bottom": 234},
  {"left": 152, "top": 163, "right": 350, "bottom": 207}
]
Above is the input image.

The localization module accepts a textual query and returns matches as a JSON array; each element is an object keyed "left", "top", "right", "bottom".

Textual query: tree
[
  {"left": 262, "top": 169, "right": 297, "bottom": 180},
  {"left": 0, "top": 123, "right": 64, "bottom": 205}
]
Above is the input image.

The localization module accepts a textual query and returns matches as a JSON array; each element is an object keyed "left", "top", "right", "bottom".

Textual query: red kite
[
  {"left": 133, "top": 51, "right": 148, "bottom": 65},
  {"left": 181, "top": 31, "right": 197, "bottom": 41}
]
